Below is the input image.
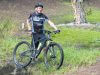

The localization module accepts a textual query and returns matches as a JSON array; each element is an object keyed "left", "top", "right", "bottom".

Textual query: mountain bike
[{"left": 13, "top": 30, "right": 64, "bottom": 69}]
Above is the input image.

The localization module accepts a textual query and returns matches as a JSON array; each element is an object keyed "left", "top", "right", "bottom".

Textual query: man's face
[{"left": 35, "top": 7, "right": 43, "bottom": 13}]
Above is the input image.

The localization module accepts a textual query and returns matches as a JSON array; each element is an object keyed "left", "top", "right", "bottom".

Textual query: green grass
[
  {"left": 0, "top": 19, "right": 18, "bottom": 66},
  {"left": 64, "top": 47, "right": 100, "bottom": 66},
  {"left": 87, "top": 8, "right": 100, "bottom": 23},
  {"left": 0, "top": 37, "right": 19, "bottom": 60},
  {"left": 53, "top": 27, "right": 100, "bottom": 47},
  {"left": 0, "top": 18, "right": 17, "bottom": 38}
]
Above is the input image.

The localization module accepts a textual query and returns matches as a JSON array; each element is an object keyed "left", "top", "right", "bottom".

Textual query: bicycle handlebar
[
  {"left": 43, "top": 30, "right": 60, "bottom": 34},
  {"left": 26, "top": 29, "right": 60, "bottom": 34}
]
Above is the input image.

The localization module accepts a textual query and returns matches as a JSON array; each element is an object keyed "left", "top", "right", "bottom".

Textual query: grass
[
  {"left": 0, "top": 18, "right": 17, "bottom": 38},
  {"left": 64, "top": 47, "right": 100, "bottom": 66},
  {"left": 0, "top": 19, "right": 19, "bottom": 66},
  {"left": 87, "top": 8, "right": 100, "bottom": 23},
  {"left": 53, "top": 27, "right": 100, "bottom": 47}
]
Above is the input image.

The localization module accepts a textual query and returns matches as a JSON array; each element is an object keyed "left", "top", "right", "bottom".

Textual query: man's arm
[
  {"left": 48, "top": 20, "right": 58, "bottom": 30},
  {"left": 27, "top": 19, "right": 31, "bottom": 30}
]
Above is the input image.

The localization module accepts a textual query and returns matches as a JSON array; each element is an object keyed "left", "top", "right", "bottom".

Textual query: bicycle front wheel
[
  {"left": 44, "top": 42, "right": 64, "bottom": 69},
  {"left": 13, "top": 41, "right": 32, "bottom": 68}
]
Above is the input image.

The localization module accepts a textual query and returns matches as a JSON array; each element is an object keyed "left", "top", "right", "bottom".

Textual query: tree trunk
[{"left": 71, "top": 0, "right": 87, "bottom": 24}]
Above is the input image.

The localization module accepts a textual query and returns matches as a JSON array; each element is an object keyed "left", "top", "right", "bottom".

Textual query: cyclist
[{"left": 27, "top": 2, "right": 59, "bottom": 49}]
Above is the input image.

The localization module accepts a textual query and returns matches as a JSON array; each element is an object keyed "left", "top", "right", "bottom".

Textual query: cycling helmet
[{"left": 35, "top": 2, "right": 43, "bottom": 8}]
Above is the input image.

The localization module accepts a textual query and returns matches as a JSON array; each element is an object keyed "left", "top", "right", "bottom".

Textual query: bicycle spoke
[
  {"left": 13, "top": 41, "right": 32, "bottom": 68},
  {"left": 44, "top": 42, "right": 64, "bottom": 69}
]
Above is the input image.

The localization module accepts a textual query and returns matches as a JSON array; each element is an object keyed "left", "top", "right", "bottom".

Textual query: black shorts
[{"left": 33, "top": 33, "right": 46, "bottom": 44}]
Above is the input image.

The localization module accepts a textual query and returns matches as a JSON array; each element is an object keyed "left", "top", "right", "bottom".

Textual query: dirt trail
[
  {"left": 0, "top": 58, "right": 100, "bottom": 75},
  {"left": 66, "top": 59, "right": 100, "bottom": 75}
]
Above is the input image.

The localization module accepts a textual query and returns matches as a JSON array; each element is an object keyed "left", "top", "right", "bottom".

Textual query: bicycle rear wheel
[
  {"left": 44, "top": 42, "right": 64, "bottom": 69},
  {"left": 13, "top": 41, "right": 32, "bottom": 68}
]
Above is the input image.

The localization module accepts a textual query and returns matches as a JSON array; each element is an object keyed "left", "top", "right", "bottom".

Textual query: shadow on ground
[{"left": 0, "top": 63, "right": 32, "bottom": 75}]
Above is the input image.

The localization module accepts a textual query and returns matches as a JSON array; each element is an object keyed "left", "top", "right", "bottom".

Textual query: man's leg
[
  {"left": 31, "top": 33, "right": 39, "bottom": 59},
  {"left": 31, "top": 33, "right": 39, "bottom": 49},
  {"left": 35, "top": 41, "right": 39, "bottom": 49}
]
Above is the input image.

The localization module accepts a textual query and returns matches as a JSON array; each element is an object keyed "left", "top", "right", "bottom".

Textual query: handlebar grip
[{"left": 54, "top": 30, "right": 60, "bottom": 34}]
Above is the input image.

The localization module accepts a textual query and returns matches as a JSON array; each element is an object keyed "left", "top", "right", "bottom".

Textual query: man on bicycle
[{"left": 27, "top": 2, "right": 59, "bottom": 49}]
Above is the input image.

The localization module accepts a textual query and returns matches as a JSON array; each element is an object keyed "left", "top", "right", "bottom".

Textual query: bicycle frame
[{"left": 30, "top": 30, "right": 53, "bottom": 58}]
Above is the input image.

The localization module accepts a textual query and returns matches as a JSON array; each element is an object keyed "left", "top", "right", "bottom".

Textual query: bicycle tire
[
  {"left": 44, "top": 42, "right": 64, "bottom": 69},
  {"left": 13, "top": 41, "right": 32, "bottom": 68}
]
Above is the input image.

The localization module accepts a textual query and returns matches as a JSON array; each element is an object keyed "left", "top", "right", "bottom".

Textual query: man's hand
[
  {"left": 21, "top": 23, "right": 25, "bottom": 29},
  {"left": 27, "top": 19, "right": 31, "bottom": 30}
]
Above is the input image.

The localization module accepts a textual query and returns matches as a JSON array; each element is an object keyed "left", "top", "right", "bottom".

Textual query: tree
[{"left": 71, "top": 0, "right": 87, "bottom": 24}]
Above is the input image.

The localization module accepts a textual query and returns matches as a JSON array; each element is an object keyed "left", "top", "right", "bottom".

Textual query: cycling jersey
[{"left": 28, "top": 12, "right": 49, "bottom": 33}]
